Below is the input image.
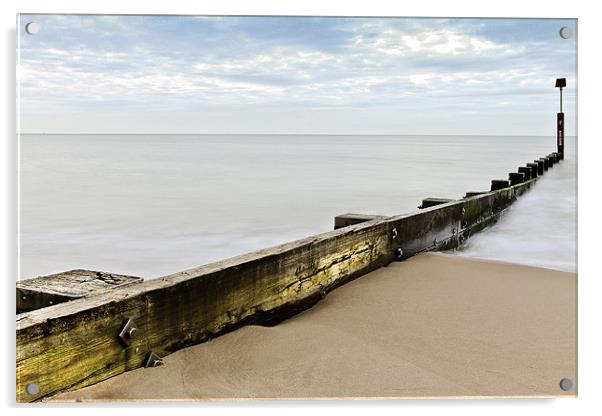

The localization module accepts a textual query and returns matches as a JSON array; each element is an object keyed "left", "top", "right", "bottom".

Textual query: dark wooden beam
[
  {"left": 16, "top": 177, "right": 539, "bottom": 402},
  {"left": 334, "top": 213, "right": 386, "bottom": 229},
  {"left": 17, "top": 270, "right": 143, "bottom": 313}
]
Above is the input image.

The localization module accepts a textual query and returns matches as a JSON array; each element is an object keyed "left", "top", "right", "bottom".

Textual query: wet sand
[{"left": 52, "top": 253, "right": 577, "bottom": 401}]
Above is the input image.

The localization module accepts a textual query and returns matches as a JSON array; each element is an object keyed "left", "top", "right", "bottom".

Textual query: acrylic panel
[{"left": 16, "top": 15, "right": 577, "bottom": 402}]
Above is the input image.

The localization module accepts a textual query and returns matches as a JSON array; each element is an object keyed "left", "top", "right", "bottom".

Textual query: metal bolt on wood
[
  {"left": 395, "top": 248, "right": 404, "bottom": 259},
  {"left": 144, "top": 352, "right": 164, "bottom": 368},
  {"left": 118, "top": 318, "right": 139, "bottom": 347},
  {"left": 319, "top": 287, "right": 327, "bottom": 299},
  {"left": 14, "top": 174, "right": 543, "bottom": 402}
]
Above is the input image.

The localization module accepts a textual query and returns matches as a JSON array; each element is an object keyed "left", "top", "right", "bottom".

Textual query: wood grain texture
[
  {"left": 16, "top": 178, "right": 537, "bottom": 402},
  {"left": 17, "top": 270, "right": 143, "bottom": 313},
  {"left": 334, "top": 213, "right": 386, "bottom": 229}
]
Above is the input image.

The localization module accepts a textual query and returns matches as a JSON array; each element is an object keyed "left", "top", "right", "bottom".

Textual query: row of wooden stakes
[
  {"left": 416, "top": 151, "right": 562, "bottom": 210},
  {"left": 490, "top": 151, "right": 562, "bottom": 192}
]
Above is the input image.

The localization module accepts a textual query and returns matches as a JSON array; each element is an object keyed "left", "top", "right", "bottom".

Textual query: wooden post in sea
[
  {"left": 418, "top": 198, "right": 454, "bottom": 209},
  {"left": 334, "top": 213, "right": 386, "bottom": 229},
  {"left": 527, "top": 163, "right": 539, "bottom": 178},
  {"left": 534, "top": 159, "right": 545, "bottom": 175},
  {"left": 518, "top": 166, "right": 532, "bottom": 180},
  {"left": 490, "top": 179, "right": 510, "bottom": 191},
  {"left": 16, "top": 165, "right": 544, "bottom": 402},
  {"left": 508, "top": 172, "right": 525, "bottom": 185},
  {"left": 555, "top": 78, "right": 566, "bottom": 160}
]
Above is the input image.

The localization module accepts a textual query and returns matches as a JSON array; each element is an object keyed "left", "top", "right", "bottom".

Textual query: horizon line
[{"left": 18, "top": 132, "right": 561, "bottom": 138}]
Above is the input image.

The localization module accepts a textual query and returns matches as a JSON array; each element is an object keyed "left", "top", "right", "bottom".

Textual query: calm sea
[{"left": 19, "top": 134, "right": 576, "bottom": 279}]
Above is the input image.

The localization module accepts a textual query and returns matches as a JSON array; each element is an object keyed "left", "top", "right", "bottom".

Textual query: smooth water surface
[{"left": 19, "top": 134, "right": 576, "bottom": 278}]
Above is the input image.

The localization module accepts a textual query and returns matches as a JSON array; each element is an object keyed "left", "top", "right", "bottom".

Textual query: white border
[{"left": 3, "top": 1, "right": 601, "bottom": 415}]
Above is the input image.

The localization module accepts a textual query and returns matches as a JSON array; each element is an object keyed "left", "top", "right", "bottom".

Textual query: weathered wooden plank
[
  {"left": 334, "top": 213, "right": 386, "bottom": 229},
  {"left": 464, "top": 191, "right": 487, "bottom": 198},
  {"left": 16, "top": 178, "right": 539, "bottom": 402},
  {"left": 527, "top": 162, "right": 539, "bottom": 178},
  {"left": 490, "top": 180, "right": 510, "bottom": 191},
  {"left": 518, "top": 166, "right": 532, "bottom": 180},
  {"left": 508, "top": 172, "right": 525, "bottom": 186},
  {"left": 16, "top": 221, "right": 391, "bottom": 402},
  {"left": 17, "top": 270, "right": 143, "bottom": 313},
  {"left": 418, "top": 198, "right": 454, "bottom": 209}
]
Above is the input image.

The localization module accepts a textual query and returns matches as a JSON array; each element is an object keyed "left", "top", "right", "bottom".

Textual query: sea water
[
  {"left": 19, "top": 134, "right": 576, "bottom": 279},
  {"left": 454, "top": 145, "right": 576, "bottom": 272}
]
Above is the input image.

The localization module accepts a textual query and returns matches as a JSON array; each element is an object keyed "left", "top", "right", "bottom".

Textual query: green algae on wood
[{"left": 16, "top": 177, "right": 539, "bottom": 402}]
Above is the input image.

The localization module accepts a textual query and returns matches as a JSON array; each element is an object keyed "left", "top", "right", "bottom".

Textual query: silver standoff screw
[
  {"left": 25, "top": 22, "right": 40, "bottom": 35},
  {"left": 559, "top": 378, "right": 573, "bottom": 391},
  {"left": 559, "top": 26, "right": 572, "bottom": 39},
  {"left": 25, "top": 383, "right": 40, "bottom": 396}
]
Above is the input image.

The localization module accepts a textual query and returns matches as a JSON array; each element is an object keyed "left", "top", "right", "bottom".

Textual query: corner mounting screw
[
  {"left": 559, "top": 378, "right": 573, "bottom": 391},
  {"left": 118, "top": 318, "right": 139, "bottom": 347},
  {"left": 25, "top": 383, "right": 40, "bottom": 396},
  {"left": 559, "top": 26, "right": 572, "bottom": 39},
  {"left": 25, "top": 22, "right": 40, "bottom": 35},
  {"left": 144, "top": 351, "right": 164, "bottom": 368}
]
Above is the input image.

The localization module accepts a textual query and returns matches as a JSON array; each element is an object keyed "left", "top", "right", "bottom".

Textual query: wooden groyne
[{"left": 16, "top": 151, "right": 561, "bottom": 402}]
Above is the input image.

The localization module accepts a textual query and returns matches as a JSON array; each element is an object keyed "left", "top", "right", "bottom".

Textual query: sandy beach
[{"left": 52, "top": 252, "right": 576, "bottom": 401}]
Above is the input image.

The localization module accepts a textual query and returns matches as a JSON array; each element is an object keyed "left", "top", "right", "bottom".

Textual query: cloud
[
  {"left": 352, "top": 27, "right": 517, "bottom": 57},
  {"left": 17, "top": 15, "right": 577, "bottom": 134}
]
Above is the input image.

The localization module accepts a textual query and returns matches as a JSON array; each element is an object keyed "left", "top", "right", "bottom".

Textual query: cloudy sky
[{"left": 18, "top": 15, "right": 576, "bottom": 135}]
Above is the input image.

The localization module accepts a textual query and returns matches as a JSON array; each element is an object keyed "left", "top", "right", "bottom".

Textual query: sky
[{"left": 17, "top": 15, "right": 577, "bottom": 135}]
